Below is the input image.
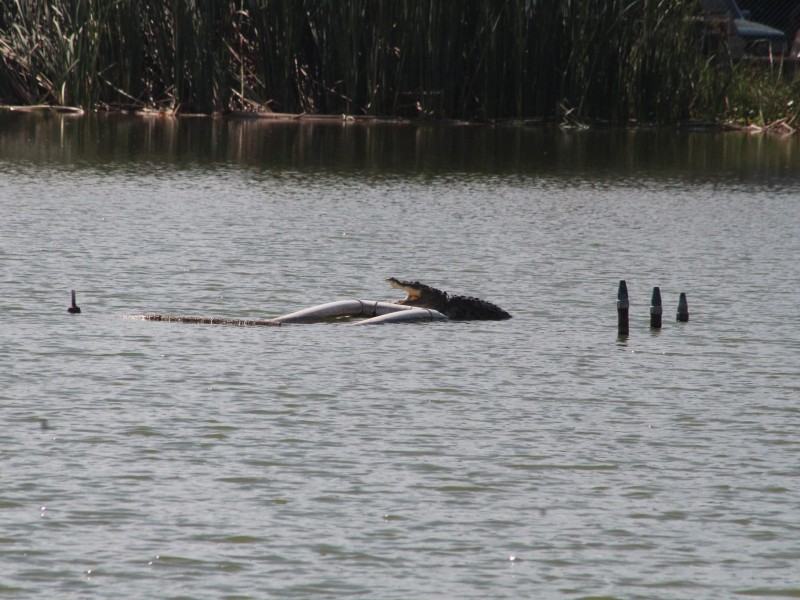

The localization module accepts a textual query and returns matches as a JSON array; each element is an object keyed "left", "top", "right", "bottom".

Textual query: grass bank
[{"left": 1, "top": 0, "right": 798, "bottom": 127}]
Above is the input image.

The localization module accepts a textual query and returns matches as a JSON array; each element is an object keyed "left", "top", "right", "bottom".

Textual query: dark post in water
[
  {"left": 677, "top": 292, "right": 689, "bottom": 322},
  {"left": 617, "top": 280, "right": 629, "bottom": 336},
  {"left": 68, "top": 290, "right": 81, "bottom": 314},
  {"left": 650, "top": 287, "right": 662, "bottom": 329}
]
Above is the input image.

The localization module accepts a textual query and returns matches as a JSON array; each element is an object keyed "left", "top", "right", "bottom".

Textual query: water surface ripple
[{"left": 1, "top": 115, "right": 799, "bottom": 599}]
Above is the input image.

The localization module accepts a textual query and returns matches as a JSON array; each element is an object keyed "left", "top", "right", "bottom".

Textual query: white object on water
[
  {"left": 353, "top": 308, "right": 448, "bottom": 325},
  {"left": 272, "top": 299, "right": 437, "bottom": 324}
]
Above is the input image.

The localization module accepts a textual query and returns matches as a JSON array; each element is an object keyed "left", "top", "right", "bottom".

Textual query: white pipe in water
[
  {"left": 352, "top": 308, "right": 448, "bottom": 325},
  {"left": 272, "top": 299, "right": 422, "bottom": 324}
]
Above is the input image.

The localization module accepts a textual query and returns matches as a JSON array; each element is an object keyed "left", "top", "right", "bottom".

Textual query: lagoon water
[{"left": 1, "top": 113, "right": 799, "bottom": 599}]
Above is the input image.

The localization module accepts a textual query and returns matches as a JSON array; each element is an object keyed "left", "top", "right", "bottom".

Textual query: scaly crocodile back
[{"left": 445, "top": 294, "right": 512, "bottom": 320}]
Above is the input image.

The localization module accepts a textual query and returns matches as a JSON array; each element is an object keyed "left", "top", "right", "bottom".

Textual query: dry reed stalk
[{"left": 1, "top": 0, "right": 796, "bottom": 125}]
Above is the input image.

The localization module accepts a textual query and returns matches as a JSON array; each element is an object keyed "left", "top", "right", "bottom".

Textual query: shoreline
[{"left": 2, "top": 103, "right": 795, "bottom": 135}]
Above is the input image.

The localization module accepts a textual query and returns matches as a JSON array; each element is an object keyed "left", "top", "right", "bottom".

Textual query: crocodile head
[
  {"left": 386, "top": 277, "right": 449, "bottom": 311},
  {"left": 386, "top": 277, "right": 512, "bottom": 320}
]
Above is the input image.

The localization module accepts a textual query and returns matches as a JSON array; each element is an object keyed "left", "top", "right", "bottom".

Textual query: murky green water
[{"left": 2, "top": 113, "right": 799, "bottom": 599}]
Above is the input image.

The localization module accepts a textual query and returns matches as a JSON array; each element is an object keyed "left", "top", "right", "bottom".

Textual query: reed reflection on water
[
  {"left": 2, "top": 112, "right": 800, "bottom": 183},
  {"left": 1, "top": 113, "right": 799, "bottom": 599}
]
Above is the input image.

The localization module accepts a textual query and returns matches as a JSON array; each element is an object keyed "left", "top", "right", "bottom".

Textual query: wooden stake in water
[
  {"left": 617, "top": 280, "right": 629, "bottom": 336},
  {"left": 677, "top": 292, "right": 689, "bottom": 322},
  {"left": 650, "top": 286, "right": 662, "bottom": 329},
  {"left": 68, "top": 290, "right": 81, "bottom": 314}
]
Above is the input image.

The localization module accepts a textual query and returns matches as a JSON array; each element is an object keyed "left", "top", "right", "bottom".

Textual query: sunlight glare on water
[{"left": 1, "top": 114, "right": 799, "bottom": 599}]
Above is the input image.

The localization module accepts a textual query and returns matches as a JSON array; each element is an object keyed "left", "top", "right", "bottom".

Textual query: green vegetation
[{"left": 1, "top": 0, "right": 798, "bottom": 127}]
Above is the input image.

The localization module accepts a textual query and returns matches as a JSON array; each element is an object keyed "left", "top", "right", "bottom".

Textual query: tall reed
[{"left": 1, "top": 0, "right": 793, "bottom": 124}]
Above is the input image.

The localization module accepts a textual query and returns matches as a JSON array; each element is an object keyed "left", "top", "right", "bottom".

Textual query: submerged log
[{"left": 124, "top": 314, "right": 281, "bottom": 327}]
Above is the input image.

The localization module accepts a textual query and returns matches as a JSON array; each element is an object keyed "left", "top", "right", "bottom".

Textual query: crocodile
[{"left": 386, "top": 277, "right": 511, "bottom": 320}]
